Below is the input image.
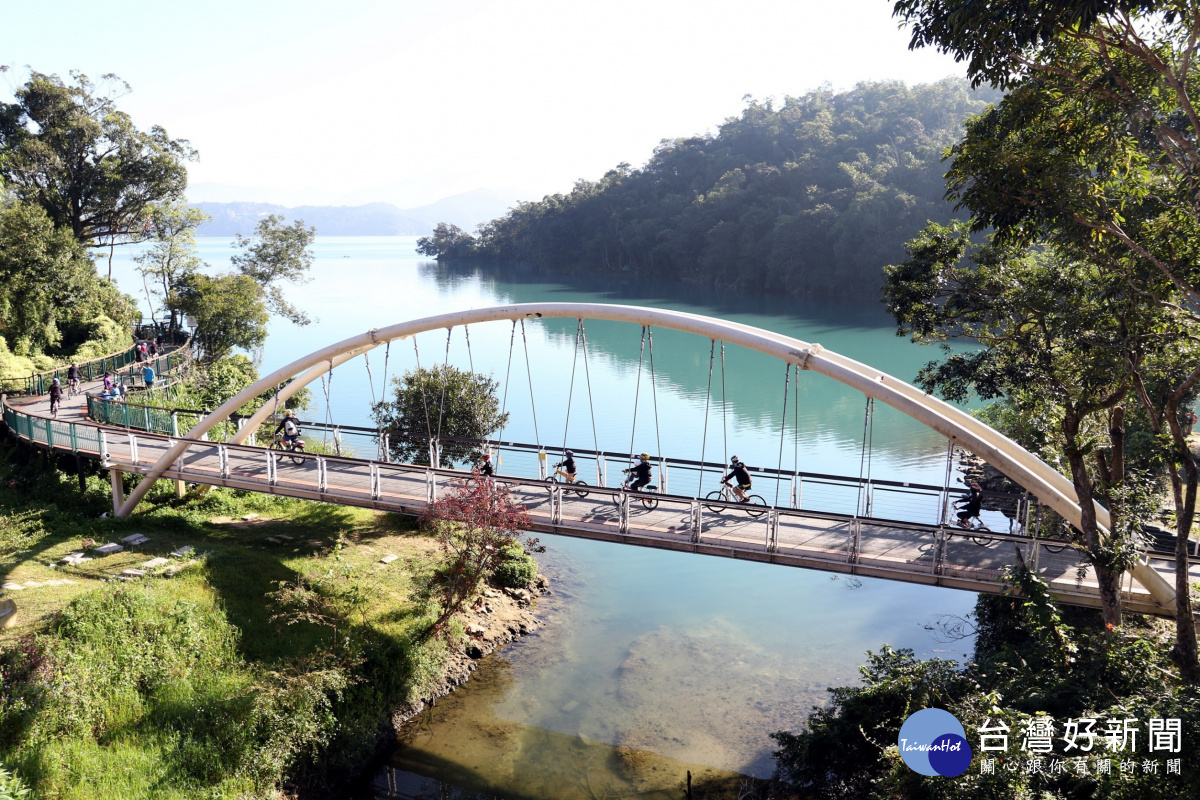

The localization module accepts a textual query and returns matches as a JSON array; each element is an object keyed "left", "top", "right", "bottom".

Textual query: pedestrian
[
  {"left": 103, "top": 370, "right": 114, "bottom": 393},
  {"left": 142, "top": 363, "right": 155, "bottom": 390}
]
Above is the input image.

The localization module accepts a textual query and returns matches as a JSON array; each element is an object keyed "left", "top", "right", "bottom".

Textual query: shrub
[
  {"left": 69, "top": 315, "right": 130, "bottom": 361},
  {"left": 492, "top": 541, "right": 537, "bottom": 589},
  {"left": 0, "top": 766, "right": 31, "bottom": 800}
]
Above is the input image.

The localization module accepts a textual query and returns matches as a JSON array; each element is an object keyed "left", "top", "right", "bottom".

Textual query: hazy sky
[{"left": 2, "top": 0, "right": 965, "bottom": 208}]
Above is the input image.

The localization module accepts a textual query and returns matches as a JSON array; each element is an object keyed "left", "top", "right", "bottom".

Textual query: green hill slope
[{"left": 428, "top": 79, "right": 999, "bottom": 299}]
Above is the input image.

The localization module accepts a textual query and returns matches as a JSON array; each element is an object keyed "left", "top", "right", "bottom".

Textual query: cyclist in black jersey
[
  {"left": 721, "top": 456, "right": 752, "bottom": 501},
  {"left": 553, "top": 450, "right": 577, "bottom": 482},
  {"left": 48, "top": 378, "right": 63, "bottom": 418},
  {"left": 955, "top": 482, "right": 983, "bottom": 527},
  {"left": 478, "top": 452, "right": 495, "bottom": 477},
  {"left": 623, "top": 453, "right": 653, "bottom": 492},
  {"left": 66, "top": 363, "right": 80, "bottom": 394}
]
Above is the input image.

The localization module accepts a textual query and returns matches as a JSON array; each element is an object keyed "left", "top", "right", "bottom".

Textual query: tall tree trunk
[
  {"left": 1166, "top": 401, "right": 1200, "bottom": 681},
  {"left": 1133, "top": 367, "right": 1200, "bottom": 682},
  {"left": 1063, "top": 410, "right": 1123, "bottom": 626}
]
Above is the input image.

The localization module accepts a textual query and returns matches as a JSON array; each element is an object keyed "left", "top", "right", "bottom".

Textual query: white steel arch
[{"left": 115, "top": 303, "right": 1175, "bottom": 607}]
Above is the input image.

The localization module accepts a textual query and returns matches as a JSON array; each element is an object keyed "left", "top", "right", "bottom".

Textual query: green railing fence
[{"left": 2, "top": 329, "right": 191, "bottom": 396}]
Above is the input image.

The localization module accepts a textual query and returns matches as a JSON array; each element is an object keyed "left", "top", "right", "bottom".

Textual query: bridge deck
[{"left": 6, "top": 377, "right": 1198, "bottom": 619}]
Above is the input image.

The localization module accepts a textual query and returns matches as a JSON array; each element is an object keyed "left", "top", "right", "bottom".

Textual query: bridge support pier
[
  {"left": 175, "top": 479, "right": 186, "bottom": 499},
  {"left": 110, "top": 468, "right": 125, "bottom": 515}
]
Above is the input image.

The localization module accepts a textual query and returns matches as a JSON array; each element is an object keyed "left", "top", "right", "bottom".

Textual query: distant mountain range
[{"left": 193, "top": 188, "right": 523, "bottom": 237}]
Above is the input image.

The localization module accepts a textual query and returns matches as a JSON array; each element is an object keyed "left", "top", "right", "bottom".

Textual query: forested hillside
[{"left": 421, "top": 79, "right": 1000, "bottom": 298}]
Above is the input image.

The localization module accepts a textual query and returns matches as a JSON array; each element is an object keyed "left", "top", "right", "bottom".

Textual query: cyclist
[
  {"left": 622, "top": 453, "right": 653, "bottom": 492},
  {"left": 721, "top": 456, "right": 753, "bottom": 501},
  {"left": 553, "top": 450, "right": 577, "bottom": 482},
  {"left": 955, "top": 481, "right": 984, "bottom": 528},
  {"left": 477, "top": 452, "right": 495, "bottom": 477},
  {"left": 274, "top": 410, "right": 302, "bottom": 449},
  {"left": 66, "top": 363, "right": 80, "bottom": 395},
  {"left": 48, "top": 378, "right": 62, "bottom": 418}
]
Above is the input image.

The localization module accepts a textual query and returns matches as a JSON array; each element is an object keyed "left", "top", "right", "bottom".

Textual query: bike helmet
[
  {"left": 52, "top": 378, "right": 60, "bottom": 384},
  {"left": 564, "top": 450, "right": 573, "bottom": 457},
  {"left": 730, "top": 455, "right": 740, "bottom": 465},
  {"left": 482, "top": 453, "right": 491, "bottom": 460},
  {"left": 284, "top": 409, "right": 296, "bottom": 417},
  {"left": 639, "top": 452, "right": 650, "bottom": 461},
  {"left": 969, "top": 481, "right": 982, "bottom": 490}
]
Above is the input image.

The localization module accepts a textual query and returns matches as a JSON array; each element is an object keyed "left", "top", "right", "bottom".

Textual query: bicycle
[
  {"left": 271, "top": 432, "right": 307, "bottom": 465},
  {"left": 549, "top": 469, "right": 589, "bottom": 498},
  {"left": 49, "top": 396, "right": 60, "bottom": 419},
  {"left": 66, "top": 378, "right": 80, "bottom": 397},
  {"left": 615, "top": 481, "right": 660, "bottom": 511},
  {"left": 704, "top": 482, "right": 767, "bottom": 518},
  {"left": 953, "top": 514, "right": 994, "bottom": 545}
]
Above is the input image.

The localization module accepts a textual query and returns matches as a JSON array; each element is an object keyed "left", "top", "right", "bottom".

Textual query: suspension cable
[
  {"left": 497, "top": 320, "right": 517, "bottom": 444},
  {"left": 519, "top": 319, "right": 541, "bottom": 448},
  {"left": 464, "top": 324, "right": 474, "bottom": 373},
  {"left": 698, "top": 339, "right": 715, "bottom": 495},
  {"left": 647, "top": 328, "right": 664, "bottom": 464},
  {"left": 774, "top": 362, "right": 792, "bottom": 507},
  {"left": 364, "top": 350, "right": 378, "bottom": 408},
  {"left": 580, "top": 321, "right": 600, "bottom": 457},
  {"left": 321, "top": 360, "right": 334, "bottom": 448},
  {"left": 562, "top": 320, "right": 582, "bottom": 452},
  {"left": 793, "top": 364, "right": 800, "bottom": 476},
  {"left": 720, "top": 341, "right": 728, "bottom": 468},
  {"left": 413, "top": 336, "right": 433, "bottom": 447},
  {"left": 627, "top": 326, "right": 647, "bottom": 463},
  {"left": 856, "top": 396, "right": 873, "bottom": 517},
  {"left": 434, "top": 327, "right": 452, "bottom": 446}
]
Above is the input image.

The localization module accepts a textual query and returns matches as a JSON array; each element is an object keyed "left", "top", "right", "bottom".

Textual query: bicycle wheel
[
  {"left": 704, "top": 490, "right": 727, "bottom": 514},
  {"left": 744, "top": 495, "right": 767, "bottom": 518},
  {"left": 570, "top": 479, "right": 589, "bottom": 498},
  {"left": 288, "top": 447, "right": 306, "bottom": 466},
  {"left": 639, "top": 493, "right": 659, "bottom": 511}
]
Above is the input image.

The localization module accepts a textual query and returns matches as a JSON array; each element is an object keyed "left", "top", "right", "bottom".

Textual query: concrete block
[
  {"left": 93, "top": 543, "right": 124, "bottom": 556},
  {"left": 379, "top": 554, "right": 399, "bottom": 564}
]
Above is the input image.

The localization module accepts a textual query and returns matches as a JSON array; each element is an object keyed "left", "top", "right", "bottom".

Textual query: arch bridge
[{"left": 5, "top": 303, "right": 1193, "bottom": 618}]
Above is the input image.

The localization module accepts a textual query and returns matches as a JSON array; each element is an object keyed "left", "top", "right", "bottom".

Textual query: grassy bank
[{"left": 0, "top": 439, "right": 472, "bottom": 799}]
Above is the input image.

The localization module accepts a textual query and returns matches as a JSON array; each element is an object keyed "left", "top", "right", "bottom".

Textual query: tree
[
  {"left": 0, "top": 71, "right": 195, "bottom": 250},
  {"left": 895, "top": 1, "right": 1200, "bottom": 308},
  {"left": 416, "top": 222, "right": 476, "bottom": 259},
  {"left": 421, "top": 478, "right": 532, "bottom": 635},
  {"left": 372, "top": 365, "right": 508, "bottom": 466},
  {"left": 884, "top": 223, "right": 1167, "bottom": 626},
  {"left": 895, "top": 0, "right": 1200, "bottom": 678},
  {"left": 132, "top": 202, "right": 209, "bottom": 331},
  {"left": 0, "top": 200, "right": 134, "bottom": 355},
  {"left": 232, "top": 214, "right": 316, "bottom": 325},
  {"left": 168, "top": 272, "right": 268, "bottom": 363}
]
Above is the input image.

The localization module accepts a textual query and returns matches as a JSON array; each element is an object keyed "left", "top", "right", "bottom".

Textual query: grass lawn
[{"left": 0, "top": 441, "right": 454, "bottom": 799}]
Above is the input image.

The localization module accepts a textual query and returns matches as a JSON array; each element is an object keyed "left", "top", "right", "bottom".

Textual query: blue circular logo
[{"left": 897, "top": 708, "right": 973, "bottom": 777}]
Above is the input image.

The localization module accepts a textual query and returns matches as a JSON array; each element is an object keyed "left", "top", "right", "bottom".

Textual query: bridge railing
[
  {"left": 0, "top": 330, "right": 191, "bottom": 397},
  {"left": 4, "top": 400, "right": 1195, "bottom": 614}
]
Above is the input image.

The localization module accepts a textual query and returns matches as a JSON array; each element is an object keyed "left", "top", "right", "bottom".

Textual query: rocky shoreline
[
  {"left": 390, "top": 575, "right": 551, "bottom": 727},
  {"left": 320, "top": 575, "right": 552, "bottom": 799}
]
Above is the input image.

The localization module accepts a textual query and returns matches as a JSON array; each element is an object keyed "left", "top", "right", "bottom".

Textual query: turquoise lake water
[{"left": 108, "top": 236, "right": 980, "bottom": 796}]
